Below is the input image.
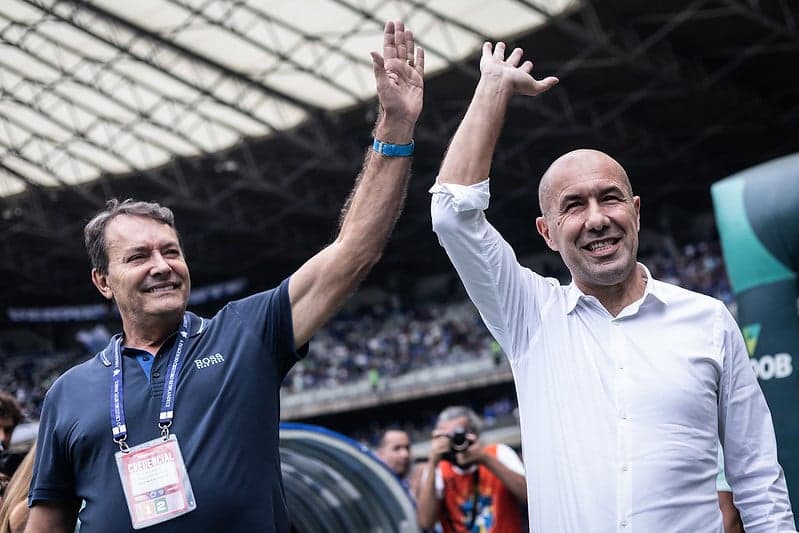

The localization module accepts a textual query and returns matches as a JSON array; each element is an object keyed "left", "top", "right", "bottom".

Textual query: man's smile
[
  {"left": 581, "top": 237, "right": 621, "bottom": 255},
  {"left": 144, "top": 282, "right": 180, "bottom": 293}
]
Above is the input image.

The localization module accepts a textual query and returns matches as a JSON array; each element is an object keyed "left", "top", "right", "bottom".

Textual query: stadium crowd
[
  {"left": 0, "top": 239, "right": 733, "bottom": 422},
  {"left": 285, "top": 239, "right": 734, "bottom": 394}
]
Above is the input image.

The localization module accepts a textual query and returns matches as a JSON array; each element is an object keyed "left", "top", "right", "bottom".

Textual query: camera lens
[{"left": 449, "top": 428, "right": 470, "bottom": 452}]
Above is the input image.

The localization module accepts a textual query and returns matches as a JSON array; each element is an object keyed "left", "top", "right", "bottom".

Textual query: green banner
[{"left": 712, "top": 152, "right": 799, "bottom": 511}]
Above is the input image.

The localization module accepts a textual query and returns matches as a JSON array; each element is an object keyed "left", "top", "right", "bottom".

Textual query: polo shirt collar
[
  {"left": 565, "top": 262, "right": 668, "bottom": 315},
  {"left": 98, "top": 311, "right": 206, "bottom": 366}
]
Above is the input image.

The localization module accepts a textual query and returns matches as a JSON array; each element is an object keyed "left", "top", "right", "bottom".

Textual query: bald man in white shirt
[{"left": 430, "top": 41, "right": 795, "bottom": 532}]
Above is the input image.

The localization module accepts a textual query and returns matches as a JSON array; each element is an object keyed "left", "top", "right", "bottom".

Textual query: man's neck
[
  {"left": 579, "top": 265, "right": 648, "bottom": 317},
  {"left": 122, "top": 315, "right": 182, "bottom": 353}
]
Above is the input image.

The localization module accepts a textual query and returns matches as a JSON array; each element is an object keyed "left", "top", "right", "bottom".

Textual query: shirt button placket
[{"left": 612, "top": 318, "right": 632, "bottom": 533}]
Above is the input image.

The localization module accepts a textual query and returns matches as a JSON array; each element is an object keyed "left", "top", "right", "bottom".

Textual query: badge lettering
[{"left": 127, "top": 451, "right": 176, "bottom": 473}]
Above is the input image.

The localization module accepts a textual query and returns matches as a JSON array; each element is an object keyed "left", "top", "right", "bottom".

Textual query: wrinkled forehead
[
  {"left": 105, "top": 214, "right": 180, "bottom": 249},
  {"left": 539, "top": 149, "right": 631, "bottom": 211}
]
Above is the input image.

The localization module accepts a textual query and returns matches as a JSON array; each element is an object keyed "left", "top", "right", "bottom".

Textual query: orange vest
[{"left": 438, "top": 444, "right": 522, "bottom": 533}]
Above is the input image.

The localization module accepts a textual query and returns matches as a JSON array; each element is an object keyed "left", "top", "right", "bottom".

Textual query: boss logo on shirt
[{"left": 194, "top": 353, "right": 225, "bottom": 370}]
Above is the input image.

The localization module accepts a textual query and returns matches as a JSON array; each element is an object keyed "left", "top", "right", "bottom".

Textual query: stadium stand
[
  {"left": 1, "top": 238, "right": 733, "bottom": 441},
  {"left": 2, "top": 2, "right": 798, "bottom": 530}
]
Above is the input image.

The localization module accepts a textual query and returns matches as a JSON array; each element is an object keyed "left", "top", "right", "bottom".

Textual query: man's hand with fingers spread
[{"left": 479, "top": 41, "right": 559, "bottom": 96}]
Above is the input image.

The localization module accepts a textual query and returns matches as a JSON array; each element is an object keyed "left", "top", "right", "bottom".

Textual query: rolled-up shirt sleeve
[
  {"left": 430, "top": 178, "right": 552, "bottom": 361},
  {"left": 717, "top": 304, "right": 797, "bottom": 531}
]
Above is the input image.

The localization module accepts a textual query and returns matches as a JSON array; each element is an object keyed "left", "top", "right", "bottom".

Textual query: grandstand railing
[{"left": 281, "top": 355, "right": 513, "bottom": 419}]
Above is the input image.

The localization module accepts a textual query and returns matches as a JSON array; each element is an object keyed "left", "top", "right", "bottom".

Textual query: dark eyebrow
[
  {"left": 599, "top": 185, "right": 626, "bottom": 196},
  {"left": 558, "top": 193, "right": 583, "bottom": 207},
  {"left": 123, "top": 240, "right": 180, "bottom": 255},
  {"left": 557, "top": 184, "right": 627, "bottom": 210},
  {"left": 123, "top": 245, "right": 150, "bottom": 255}
]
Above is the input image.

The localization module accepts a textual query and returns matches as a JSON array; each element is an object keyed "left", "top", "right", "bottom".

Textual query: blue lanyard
[{"left": 110, "top": 315, "right": 190, "bottom": 452}]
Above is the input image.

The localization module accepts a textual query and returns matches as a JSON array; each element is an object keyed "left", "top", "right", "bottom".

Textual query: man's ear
[
  {"left": 633, "top": 195, "right": 641, "bottom": 231},
  {"left": 536, "top": 216, "right": 559, "bottom": 252},
  {"left": 91, "top": 269, "right": 114, "bottom": 301}
]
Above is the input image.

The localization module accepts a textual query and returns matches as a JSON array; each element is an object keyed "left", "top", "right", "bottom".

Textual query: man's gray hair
[
  {"left": 84, "top": 198, "right": 181, "bottom": 275},
  {"left": 437, "top": 406, "right": 483, "bottom": 435}
]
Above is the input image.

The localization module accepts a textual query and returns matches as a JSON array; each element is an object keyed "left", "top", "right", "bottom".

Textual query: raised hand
[
  {"left": 371, "top": 21, "right": 425, "bottom": 132},
  {"left": 480, "top": 41, "right": 558, "bottom": 96},
  {"left": 454, "top": 434, "right": 483, "bottom": 466},
  {"left": 429, "top": 431, "right": 451, "bottom": 463}
]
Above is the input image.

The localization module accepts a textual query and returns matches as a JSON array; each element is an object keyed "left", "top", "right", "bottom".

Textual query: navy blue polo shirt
[{"left": 29, "top": 278, "right": 306, "bottom": 532}]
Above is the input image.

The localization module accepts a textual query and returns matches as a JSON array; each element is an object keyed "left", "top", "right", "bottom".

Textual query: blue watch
[{"left": 372, "top": 138, "right": 415, "bottom": 157}]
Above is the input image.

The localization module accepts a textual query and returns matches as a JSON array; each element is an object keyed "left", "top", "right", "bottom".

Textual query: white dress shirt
[{"left": 430, "top": 179, "right": 796, "bottom": 533}]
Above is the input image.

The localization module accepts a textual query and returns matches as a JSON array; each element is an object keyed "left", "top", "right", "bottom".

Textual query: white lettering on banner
[
  {"left": 751, "top": 353, "right": 793, "bottom": 381},
  {"left": 193, "top": 353, "right": 225, "bottom": 370},
  {"left": 127, "top": 452, "right": 176, "bottom": 473}
]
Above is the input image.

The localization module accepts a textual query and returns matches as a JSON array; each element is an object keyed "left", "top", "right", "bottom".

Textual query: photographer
[{"left": 417, "top": 406, "right": 526, "bottom": 532}]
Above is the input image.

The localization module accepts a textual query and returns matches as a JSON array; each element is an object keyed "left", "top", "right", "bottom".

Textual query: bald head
[
  {"left": 538, "top": 149, "right": 632, "bottom": 216},
  {"left": 534, "top": 147, "right": 642, "bottom": 299}
]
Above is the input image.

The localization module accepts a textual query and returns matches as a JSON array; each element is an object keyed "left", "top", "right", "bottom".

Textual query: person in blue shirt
[
  {"left": 26, "top": 20, "right": 425, "bottom": 533},
  {"left": 376, "top": 428, "right": 412, "bottom": 484}
]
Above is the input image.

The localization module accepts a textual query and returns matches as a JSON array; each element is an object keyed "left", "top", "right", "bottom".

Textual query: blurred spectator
[
  {"left": 74, "top": 324, "right": 111, "bottom": 355},
  {"left": 369, "top": 367, "right": 381, "bottom": 393},
  {"left": 0, "top": 442, "right": 35, "bottom": 533},
  {"left": 375, "top": 428, "right": 412, "bottom": 487},
  {"left": 0, "top": 239, "right": 735, "bottom": 414},
  {"left": 0, "top": 393, "right": 22, "bottom": 481}
]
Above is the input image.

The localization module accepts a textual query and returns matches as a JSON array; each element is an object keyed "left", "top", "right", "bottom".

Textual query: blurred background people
[
  {"left": 0, "top": 442, "right": 35, "bottom": 533},
  {"left": 0, "top": 392, "right": 23, "bottom": 502},
  {"left": 375, "top": 428, "right": 412, "bottom": 483}
]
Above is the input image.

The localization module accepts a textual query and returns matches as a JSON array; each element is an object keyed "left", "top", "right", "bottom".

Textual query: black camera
[
  {"left": 449, "top": 428, "right": 472, "bottom": 452},
  {"left": 442, "top": 427, "right": 474, "bottom": 464}
]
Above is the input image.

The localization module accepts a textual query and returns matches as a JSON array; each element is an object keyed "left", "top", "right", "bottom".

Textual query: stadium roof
[
  {"left": 0, "top": 0, "right": 574, "bottom": 195},
  {"left": 2, "top": 0, "right": 798, "bottom": 309}
]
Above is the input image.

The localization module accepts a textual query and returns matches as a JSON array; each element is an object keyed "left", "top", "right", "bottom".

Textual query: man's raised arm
[
  {"left": 437, "top": 42, "right": 557, "bottom": 186},
  {"left": 429, "top": 44, "right": 557, "bottom": 358},
  {"left": 289, "top": 21, "right": 424, "bottom": 347}
]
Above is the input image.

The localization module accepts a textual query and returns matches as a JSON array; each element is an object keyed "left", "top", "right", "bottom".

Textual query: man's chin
[
  {"left": 581, "top": 260, "right": 636, "bottom": 287},
  {"left": 145, "top": 301, "right": 188, "bottom": 319}
]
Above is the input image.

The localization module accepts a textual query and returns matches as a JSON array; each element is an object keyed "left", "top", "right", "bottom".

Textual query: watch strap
[{"left": 372, "top": 138, "right": 414, "bottom": 157}]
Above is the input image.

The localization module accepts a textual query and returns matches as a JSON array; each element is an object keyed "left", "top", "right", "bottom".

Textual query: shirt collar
[
  {"left": 565, "top": 282, "right": 583, "bottom": 314},
  {"left": 640, "top": 264, "right": 669, "bottom": 306},
  {"left": 98, "top": 311, "right": 206, "bottom": 366},
  {"left": 565, "top": 262, "right": 669, "bottom": 315},
  {"left": 450, "top": 462, "right": 479, "bottom": 475}
]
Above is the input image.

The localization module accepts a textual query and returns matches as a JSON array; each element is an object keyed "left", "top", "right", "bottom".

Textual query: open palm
[
  {"left": 480, "top": 41, "right": 558, "bottom": 97},
  {"left": 371, "top": 21, "right": 425, "bottom": 122}
]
